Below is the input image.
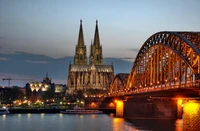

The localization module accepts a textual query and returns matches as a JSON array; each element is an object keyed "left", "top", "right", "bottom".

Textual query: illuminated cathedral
[{"left": 67, "top": 20, "right": 114, "bottom": 94}]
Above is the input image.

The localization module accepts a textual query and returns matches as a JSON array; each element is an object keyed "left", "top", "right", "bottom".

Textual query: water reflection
[
  {"left": 175, "top": 119, "right": 183, "bottom": 131},
  {"left": 59, "top": 113, "right": 63, "bottom": 118},
  {"left": 124, "top": 118, "right": 179, "bottom": 131},
  {"left": 78, "top": 114, "right": 84, "bottom": 119},
  {"left": 110, "top": 113, "right": 115, "bottom": 117},
  {"left": 2, "top": 114, "right": 6, "bottom": 121},
  {"left": 18, "top": 114, "right": 21, "bottom": 118},
  {"left": 40, "top": 113, "right": 45, "bottom": 119},
  {"left": 91, "top": 114, "right": 96, "bottom": 119},
  {"left": 0, "top": 114, "right": 185, "bottom": 131},
  {"left": 112, "top": 117, "right": 125, "bottom": 131},
  {"left": 27, "top": 113, "right": 31, "bottom": 120},
  {"left": 112, "top": 117, "right": 139, "bottom": 131}
]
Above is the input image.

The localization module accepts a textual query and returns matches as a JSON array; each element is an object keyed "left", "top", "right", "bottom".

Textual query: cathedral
[{"left": 67, "top": 20, "right": 114, "bottom": 94}]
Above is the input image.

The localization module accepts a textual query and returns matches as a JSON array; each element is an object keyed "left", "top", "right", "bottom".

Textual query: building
[
  {"left": 0, "top": 86, "right": 26, "bottom": 106},
  {"left": 0, "top": 87, "right": 8, "bottom": 105},
  {"left": 67, "top": 20, "right": 114, "bottom": 94},
  {"left": 27, "top": 73, "right": 66, "bottom": 101},
  {"left": 29, "top": 73, "right": 52, "bottom": 92}
]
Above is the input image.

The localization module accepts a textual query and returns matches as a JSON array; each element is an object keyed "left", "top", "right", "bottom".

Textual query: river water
[{"left": 0, "top": 114, "right": 182, "bottom": 131}]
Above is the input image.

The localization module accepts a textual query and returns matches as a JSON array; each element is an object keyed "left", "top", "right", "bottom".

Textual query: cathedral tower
[
  {"left": 67, "top": 20, "right": 114, "bottom": 95},
  {"left": 74, "top": 19, "right": 87, "bottom": 65},
  {"left": 89, "top": 20, "right": 103, "bottom": 65}
]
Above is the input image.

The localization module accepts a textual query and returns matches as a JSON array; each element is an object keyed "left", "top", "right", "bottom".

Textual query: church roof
[
  {"left": 69, "top": 64, "right": 113, "bottom": 72},
  {"left": 95, "top": 65, "right": 113, "bottom": 72}
]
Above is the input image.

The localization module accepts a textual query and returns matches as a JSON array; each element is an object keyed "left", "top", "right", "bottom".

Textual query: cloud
[
  {"left": 120, "top": 57, "right": 135, "bottom": 62},
  {"left": 104, "top": 56, "right": 135, "bottom": 62},
  {"left": 0, "top": 57, "right": 8, "bottom": 60},
  {"left": 126, "top": 48, "right": 140, "bottom": 52},
  {"left": 120, "top": 57, "right": 134, "bottom": 59},
  {"left": 0, "top": 46, "right": 19, "bottom": 54},
  {"left": 26, "top": 60, "right": 49, "bottom": 64}
]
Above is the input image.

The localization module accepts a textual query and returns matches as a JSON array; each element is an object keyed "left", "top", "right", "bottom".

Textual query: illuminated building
[
  {"left": 67, "top": 20, "right": 114, "bottom": 94},
  {"left": 27, "top": 73, "right": 66, "bottom": 101},
  {"left": 29, "top": 73, "right": 52, "bottom": 92}
]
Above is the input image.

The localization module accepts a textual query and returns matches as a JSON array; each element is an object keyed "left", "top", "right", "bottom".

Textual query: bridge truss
[
  {"left": 109, "top": 73, "right": 129, "bottom": 95},
  {"left": 110, "top": 32, "right": 200, "bottom": 95}
]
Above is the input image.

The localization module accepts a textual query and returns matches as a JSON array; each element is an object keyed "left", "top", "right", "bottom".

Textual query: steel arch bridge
[
  {"left": 109, "top": 31, "right": 200, "bottom": 95},
  {"left": 109, "top": 73, "right": 129, "bottom": 95}
]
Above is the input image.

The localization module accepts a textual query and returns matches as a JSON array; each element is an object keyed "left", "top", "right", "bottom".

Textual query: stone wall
[{"left": 123, "top": 99, "right": 177, "bottom": 118}]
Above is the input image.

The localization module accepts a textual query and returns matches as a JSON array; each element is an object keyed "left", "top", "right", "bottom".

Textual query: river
[{"left": 0, "top": 114, "right": 182, "bottom": 131}]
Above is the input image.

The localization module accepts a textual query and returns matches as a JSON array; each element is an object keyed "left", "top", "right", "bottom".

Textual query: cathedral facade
[{"left": 67, "top": 20, "right": 114, "bottom": 94}]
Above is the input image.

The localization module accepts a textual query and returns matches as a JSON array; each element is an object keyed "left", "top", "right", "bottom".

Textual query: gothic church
[{"left": 67, "top": 20, "right": 114, "bottom": 94}]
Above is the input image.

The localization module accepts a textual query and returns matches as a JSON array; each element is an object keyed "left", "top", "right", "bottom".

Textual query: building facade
[
  {"left": 29, "top": 73, "right": 52, "bottom": 92},
  {"left": 28, "top": 73, "right": 66, "bottom": 102},
  {"left": 67, "top": 20, "right": 114, "bottom": 94}
]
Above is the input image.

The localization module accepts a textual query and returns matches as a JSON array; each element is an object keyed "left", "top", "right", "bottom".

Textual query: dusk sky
[{"left": 1, "top": 0, "right": 200, "bottom": 61}]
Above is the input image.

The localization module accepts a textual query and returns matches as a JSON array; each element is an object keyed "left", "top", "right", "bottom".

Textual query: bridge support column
[
  {"left": 116, "top": 100, "right": 124, "bottom": 117},
  {"left": 177, "top": 99, "right": 183, "bottom": 118},
  {"left": 183, "top": 100, "right": 200, "bottom": 131}
]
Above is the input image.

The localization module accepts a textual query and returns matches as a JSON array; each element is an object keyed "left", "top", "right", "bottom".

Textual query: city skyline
[
  {"left": 0, "top": 0, "right": 200, "bottom": 87},
  {"left": 0, "top": 0, "right": 200, "bottom": 61}
]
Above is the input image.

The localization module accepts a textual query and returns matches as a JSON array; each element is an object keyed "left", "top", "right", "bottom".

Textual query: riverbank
[
  {"left": 9, "top": 108, "right": 66, "bottom": 113},
  {"left": 8, "top": 108, "right": 116, "bottom": 114}
]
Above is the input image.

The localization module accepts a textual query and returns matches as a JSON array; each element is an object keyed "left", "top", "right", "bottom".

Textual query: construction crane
[{"left": 2, "top": 77, "right": 34, "bottom": 87}]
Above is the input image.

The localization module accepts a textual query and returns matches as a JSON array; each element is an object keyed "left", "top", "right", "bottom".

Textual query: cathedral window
[
  {"left": 80, "top": 54, "right": 83, "bottom": 60},
  {"left": 98, "top": 72, "right": 101, "bottom": 84},
  {"left": 96, "top": 55, "right": 99, "bottom": 60},
  {"left": 93, "top": 74, "right": 96, "bottom": 84}
]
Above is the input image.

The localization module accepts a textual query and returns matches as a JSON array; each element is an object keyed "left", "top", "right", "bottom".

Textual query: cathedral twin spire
[
  {"left": 77, "top": 19, "right": 85, "bottom": 47},
  {"left": 74, "top": 20, "right": 103, "bottom": 65},
  {"left": 74, "top": 19, "right": 87, "bottom": 65},
  {"left": 93, "top": 20, "right": 100, "bottom": 47}
]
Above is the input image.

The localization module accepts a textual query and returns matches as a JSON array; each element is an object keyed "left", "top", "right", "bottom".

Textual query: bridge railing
[{"left": 108, "top": 82, "right": 200, "bottom": 96}]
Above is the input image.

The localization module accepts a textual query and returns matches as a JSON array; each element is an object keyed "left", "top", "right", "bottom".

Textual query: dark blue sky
[{"left": 0, "top": 0, "right": 200, "bottom": 61}]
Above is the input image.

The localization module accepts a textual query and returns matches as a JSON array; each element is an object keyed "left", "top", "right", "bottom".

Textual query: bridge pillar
[
  {"left": 183, "top": 100, "right": 200, "bottom": 131},
  {"left": 123, "top": 98, "right": 177, "bottom": 118},
  {"left": 177, "top": 99, "right": 183, "bottom": 118},
  {"left": 116, "top": 100, "right": 124, "bottom": 117}
]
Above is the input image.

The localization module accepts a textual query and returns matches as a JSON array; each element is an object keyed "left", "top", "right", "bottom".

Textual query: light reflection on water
[
  {"left": 175, "top": 119, "right": 183, "bottom": 131},
  {"left": 2, "top": 114, "right": 6, "bottom": 121},
  {"left": 18, "top": 114, "right": 21, "bottom": 118},
  {"left": 0, "top": 114, "right": 182, "bottom": 131},
  {"left": 40, "top": 113, "right": 45, "bottom": 119},
  {"left": 112, "top": 117, "right": 139, "bottom": 131}
]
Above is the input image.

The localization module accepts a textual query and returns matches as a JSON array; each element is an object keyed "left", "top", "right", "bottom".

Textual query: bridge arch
[
  {"left": 109, "top": 73, "right": 129, "bottom": 94},
  {"left": 127, "top": 31, "right": 200, "bottom": 91}
]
